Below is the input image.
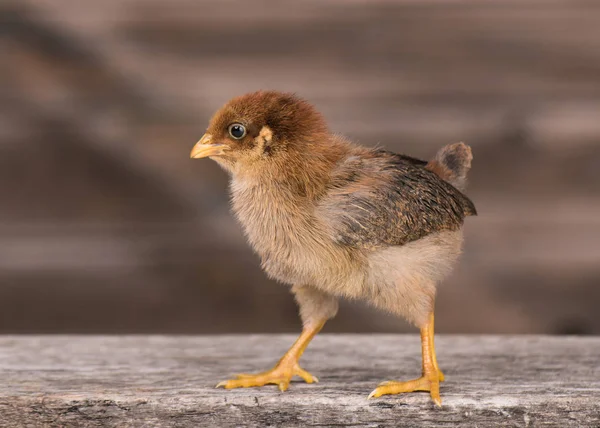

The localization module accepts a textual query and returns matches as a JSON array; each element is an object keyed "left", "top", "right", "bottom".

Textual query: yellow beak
[{"left": 190, "top": 134, "right": 230, "bottom": 159}]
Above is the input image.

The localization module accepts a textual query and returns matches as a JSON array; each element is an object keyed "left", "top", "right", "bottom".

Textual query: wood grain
[{"left": 0, "top": 335, "right": 598, "bottom": 427}]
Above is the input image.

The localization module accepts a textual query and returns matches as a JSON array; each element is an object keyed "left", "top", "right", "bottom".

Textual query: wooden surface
[{"left": 0, "top": 335, "right": 598, "bottom": 427}]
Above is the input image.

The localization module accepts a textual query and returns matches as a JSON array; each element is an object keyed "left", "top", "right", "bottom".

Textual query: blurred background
[{"left": 2, "top": 0, "right": 600, "bottom": 335}]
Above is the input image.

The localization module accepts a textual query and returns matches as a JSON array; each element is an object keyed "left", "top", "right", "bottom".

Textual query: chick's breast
[{"left": 230, "top": 174, "right": 368, "bottom": 296}]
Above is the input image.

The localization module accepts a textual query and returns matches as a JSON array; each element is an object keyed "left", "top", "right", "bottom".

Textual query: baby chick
[{"left": 191, "top": 91, "right": 476, "bottom": 406}]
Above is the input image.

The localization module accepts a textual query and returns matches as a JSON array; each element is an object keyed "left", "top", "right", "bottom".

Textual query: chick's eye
[{"left": 228, "top": 124, "right": 246, "bottom": 139}]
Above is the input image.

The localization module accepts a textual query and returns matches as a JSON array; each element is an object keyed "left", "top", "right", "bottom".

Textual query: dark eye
[{"left": 228, "top": 123, "right": 246, "bottom": 139}]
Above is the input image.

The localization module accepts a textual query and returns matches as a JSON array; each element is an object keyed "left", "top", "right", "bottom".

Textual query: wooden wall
[{"left": 2, "top": 0, "right": 600, "bottom": 333}]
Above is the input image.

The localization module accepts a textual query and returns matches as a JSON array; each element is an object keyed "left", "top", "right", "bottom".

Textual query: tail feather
[{"left": 426, "top": 142, "right": 472, "bottom": 193}]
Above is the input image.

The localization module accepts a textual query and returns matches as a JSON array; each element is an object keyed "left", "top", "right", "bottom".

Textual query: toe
[
  {"left": 429, "top": 378, "right": 442, "bottom": 406},
  {"left": 216, "top": 379, "right": 242, "bottom": 389},
  {"left": 216, "top": 371, "right": 291, "bottom": 390},
  {"left": 367, "top": 384, "right": 399, "bottom": 399},
  {"left": 367, "top": 377, "right": 440, "bottom": 400},
  {"left": 234, "top": 373, "right": 254, "bottom": 379},
  {"left": 216, "top": 376, "right": 270, "bottom": 389},
  {"left": 294, "top": 365, "right": 319, "bottom": 384}
]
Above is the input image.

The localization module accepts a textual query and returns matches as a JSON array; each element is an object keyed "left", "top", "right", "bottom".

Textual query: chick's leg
[
  {"left": 429, "top": 314, "right": 445, "bottom": 382},
  {"left": 368, "top": 312, "right": 444, "bottom": 406},
  {"left": 217, "top": 285, "right": 337, "bottom": 392}
]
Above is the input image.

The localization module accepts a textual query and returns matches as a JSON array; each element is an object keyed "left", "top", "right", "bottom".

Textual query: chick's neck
[{"left": 233, "top": 136, "right": 350, "bottom": 203}]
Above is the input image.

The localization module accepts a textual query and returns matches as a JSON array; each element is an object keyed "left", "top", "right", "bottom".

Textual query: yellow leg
[
  {"left": 216, "top": 321, "right": 325, "bottom": 392},
  {"left": 368, "top": 312, "right": 444, "bottom": 406},
  {"left": 428, "top": 313, "right": 445, "bottom": 382}
]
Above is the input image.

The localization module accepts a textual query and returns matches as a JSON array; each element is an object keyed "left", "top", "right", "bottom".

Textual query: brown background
[{"left": 2, "top": 0, "right": 600, "bottom": 334}]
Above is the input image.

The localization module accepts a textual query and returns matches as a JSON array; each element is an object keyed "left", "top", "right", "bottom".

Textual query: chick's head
[{"left": 191, "top": 91, "right": 328, "bottom": 174}]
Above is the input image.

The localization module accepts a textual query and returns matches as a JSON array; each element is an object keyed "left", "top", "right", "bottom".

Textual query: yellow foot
[
  {"left": 368, "top": 373, "right": 442, "bottom": 406},
  {"left": 216, "top": 362, "right": 318, "bottom": 392}
]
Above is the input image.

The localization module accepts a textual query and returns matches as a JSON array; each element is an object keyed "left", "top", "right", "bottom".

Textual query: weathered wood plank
[{"left": 0, "top": 335, "right": 598, "bottom": 427}]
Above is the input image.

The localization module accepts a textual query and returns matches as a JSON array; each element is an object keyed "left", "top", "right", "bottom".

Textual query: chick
[{"left": 190, "top": 91, "right": 476, "bottom": 406}]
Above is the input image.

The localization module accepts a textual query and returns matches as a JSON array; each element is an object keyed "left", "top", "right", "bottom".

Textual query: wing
[{"left": 317, "top": 149, "right": 476, "bottom": 248}]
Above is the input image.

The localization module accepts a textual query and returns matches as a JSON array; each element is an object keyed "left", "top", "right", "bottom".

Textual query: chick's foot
[
  {"left": 216, "top": 360, "right": 318, "bottom": 392},
  {"left": 368, "top": 370, "right": 443, "bottom": 406}
]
